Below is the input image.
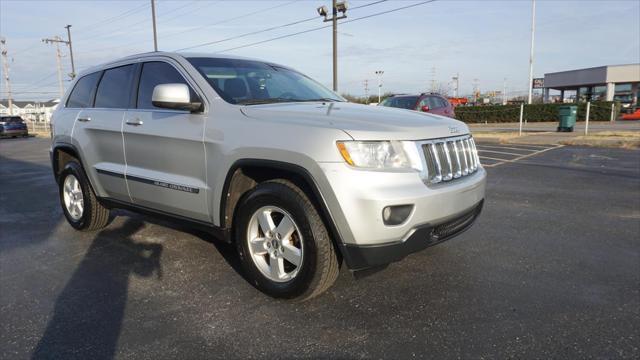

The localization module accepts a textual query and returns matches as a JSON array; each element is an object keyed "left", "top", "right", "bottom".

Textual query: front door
[{"left": 122, "top": 60, "right": 209, "bottom": 222}]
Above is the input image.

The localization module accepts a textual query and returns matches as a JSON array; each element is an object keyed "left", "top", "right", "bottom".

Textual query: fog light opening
[{"left": 382, "top": 205, "right": 414, "bottom": 226}]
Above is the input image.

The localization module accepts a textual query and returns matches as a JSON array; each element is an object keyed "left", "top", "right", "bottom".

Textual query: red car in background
[
  {"left": 621, "top": 107, "right": 640, "bottom": 120},
  {"left": 378, "top": 93, "right": 456, "bottom": 118}
]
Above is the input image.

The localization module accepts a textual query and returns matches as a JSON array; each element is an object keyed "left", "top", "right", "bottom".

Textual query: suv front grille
[{"left": 422, "top": 135, "right": 480, "bottom": 184}]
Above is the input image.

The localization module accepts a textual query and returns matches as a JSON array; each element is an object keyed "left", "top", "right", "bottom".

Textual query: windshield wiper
[
  {"left": 237, "top": 98, "right": 305, "bottom": 105},
  {"left": 299, "top": 98, "right": 340, "bottom": 102},
  {"left": 237, "top": 97, "right": 342, "bottom": 105}
]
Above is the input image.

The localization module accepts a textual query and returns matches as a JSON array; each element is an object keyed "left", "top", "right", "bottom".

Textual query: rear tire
[
  {"left": 58, "top": 160, "right": 110, "bottom": 231},
  {"left": 234, "top": 180, "right": 339, "bottom": 301}
]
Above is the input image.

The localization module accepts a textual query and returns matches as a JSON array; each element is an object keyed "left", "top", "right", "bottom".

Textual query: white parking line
[
  {"left": 478, "top": 149, "right": 528, "bottom": 157},
  {"left": 479, "top": 144, "right": 564, "bottom": 167},
  {"left": 475, "top": 145, "right": 539, "bottom": 153}
]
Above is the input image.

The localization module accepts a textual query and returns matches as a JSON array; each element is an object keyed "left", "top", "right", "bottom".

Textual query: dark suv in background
[
  {"left": 379, "top": 93, "right": 455, "bottom": 118},
  {"left": 0, "top": 116, "right": 29, "bottom": 138}
]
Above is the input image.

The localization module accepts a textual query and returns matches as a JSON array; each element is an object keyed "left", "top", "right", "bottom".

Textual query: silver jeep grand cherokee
[{"left": 50, "top": 52, "right": 486, "bottom": 300}]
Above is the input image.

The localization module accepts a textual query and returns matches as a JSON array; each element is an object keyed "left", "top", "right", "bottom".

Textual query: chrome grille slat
[
  {"left": 428, "top": 143, "right": 442, "bottom": 183},
  {"left": 460, "top": 139, "right": 469, "bottom": 176},
  {"left": 421, "top": 135, "right": 480, "bottom": 184},
  {"left": 440, "top": 142, "right": 453, "bottom": 181},
  {"left": 465, "top": 138, "right": 473, "bottom": 171},
  {"left": 450, "top": 141, "right": 462, "bottom": 178}
]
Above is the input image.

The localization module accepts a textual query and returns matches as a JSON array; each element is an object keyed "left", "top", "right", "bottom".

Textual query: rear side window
[
  {"left": 95, "top": 65, "right": 135, "bottom": 109},
  {"left": 137, "top": 61, "right": 194, "bottom": 110},
  {"left": 66, "top": 72, "right": 101, "bottom": 108},
  {"left": 427, "top": 97, "right": 442, "bottom": 109},
  {"left": 381, "top": 96, "right": 419, "bottom": 109}
]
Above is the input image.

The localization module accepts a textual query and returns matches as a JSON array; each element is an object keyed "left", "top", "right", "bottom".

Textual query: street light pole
[
  {"left": 317, "top": 1, "right": 347, "bottom": 92},
  {"left": 527, "top": 0, "right": 536, "bottom": 105},
  {"left": 151, "top": 0, "right": 158, "bottom": 51},
  {"left": 375, "top": 70, "right": 384, "bottom": 103},
  {"left": 64, "top": 25, "right": 76, "bottom": 79}
]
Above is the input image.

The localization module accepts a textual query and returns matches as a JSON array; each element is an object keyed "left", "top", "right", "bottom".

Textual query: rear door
[
  {"left": 72, "top": 65, "right": 136, "bottom": 201},
  {"left": 122, "top": 60, "right": 209, "bottom": 222}
]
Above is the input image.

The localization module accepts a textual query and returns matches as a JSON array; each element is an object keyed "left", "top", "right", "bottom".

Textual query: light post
[
  {"left": 317, "top": 0, "right": 348, "bottom": 92},
  {"left": 527, "top": 0, "right": 536, "bottom": 104},
  {"left": 375, "top": 70, "right": 384, "bottom": 103},
  {"left": 64, "top": 25, "right": 76, "bottom": 79}
]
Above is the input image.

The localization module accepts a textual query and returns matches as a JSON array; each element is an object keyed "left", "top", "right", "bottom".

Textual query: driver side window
[{"left": 137, "top": 62, "right": 196, "bottom": 110}]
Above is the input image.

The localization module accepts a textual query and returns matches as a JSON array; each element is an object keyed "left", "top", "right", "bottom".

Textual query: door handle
[
  {"left": 126, "top": 118, "right": 143, "bottom": 126},
  {"left": 77, "top": 117, "right": 91, "bottom": 122}
]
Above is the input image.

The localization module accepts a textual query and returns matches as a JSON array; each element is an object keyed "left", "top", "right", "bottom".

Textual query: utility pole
[
  {"left": 64, "top": 25, "right": 76, "bottom": 78},
  {"left": 503, "top": 77, "right": 508, "bottom": 105},
  {"left": 430, "top": 66, "right": 436, "bottom": 93},
  {"left": 43, "top": 33, "right": 74, "bottom": 81},
  {"left": 151, "top": 0, "right": 158, "bottom": 51},
  {"left": 42, "top": 37, "right": 65, "bottom": 98},
  {"left": 452, "top": 73, "right": 459, "bottom": 98},
  {"left": 527, "top": 0, "right": 536, "bottom": 104},
  {"left": 375, "top": 70, "right": 384, "bottom": 103},
  {"left": 363, "top": 79, "right": 369, "bottom": 103},
  {"left": 473, "top": 78, "right": 480, "bottom": 103},
  {"left": 0, "top": 37, "right": 13, "bottom": 115},
  {"left": 317, "top": 1, "right": 347, "bottom": 91}
]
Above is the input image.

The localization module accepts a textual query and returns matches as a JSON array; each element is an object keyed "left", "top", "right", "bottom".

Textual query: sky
[{"left": 1, "top": 0, "right": 639, "bottom": 101}]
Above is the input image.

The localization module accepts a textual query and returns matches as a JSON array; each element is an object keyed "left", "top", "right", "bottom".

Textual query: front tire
[
  {"left": 58, "top": 160, "right": 110, "bottom": 231},
  {"left": 235, "top": 180, "right": 339, "bottom": 300}
]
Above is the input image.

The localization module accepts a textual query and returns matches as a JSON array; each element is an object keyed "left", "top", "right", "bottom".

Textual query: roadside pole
[
  {"left": 519, "top": 103, "right": 524, "bottom": 136},
  {"left": 585, "top": 102, "right": 591, "bottom": 135},
  {"left": 610, "top": 103, "right": 615, "bottom": 123}
]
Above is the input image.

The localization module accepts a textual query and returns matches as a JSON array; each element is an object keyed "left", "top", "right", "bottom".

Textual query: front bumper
[
  {"left": 317, "top": 162, "right": 486, "bottom": 269},
  {"left": 341, "top": 200, "right": 483, "bottom": 269},
  {"left": 1, "top": 129, "right": 28, "bottom": 136}
]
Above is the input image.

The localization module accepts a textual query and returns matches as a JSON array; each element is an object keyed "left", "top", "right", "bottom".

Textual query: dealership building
[{"left": 542, "top": 64, "right": 640, "bottom": 104}]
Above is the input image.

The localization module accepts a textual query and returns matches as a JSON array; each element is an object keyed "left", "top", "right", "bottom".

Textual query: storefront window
[{"left": 591, "top": 86, "right": 607, "bottom": 101}]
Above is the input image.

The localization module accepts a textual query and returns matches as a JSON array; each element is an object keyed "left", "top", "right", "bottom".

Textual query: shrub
[{"left": 455, "top": 102, "right": 621, "bottom": 123}]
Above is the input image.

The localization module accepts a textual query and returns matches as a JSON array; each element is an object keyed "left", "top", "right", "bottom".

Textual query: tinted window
[
  {"left": 95, "top": 65, "right": 135, "bottom": 109},
  {"left": 437, "top": 97, "right": 450, "bottom": 108},
  {"left": 1, "top": 116, "right": 24, "bottom": 123},
  {"left": 66, "top": 72, "right": 101, "bottom": 108},
  {"left": 137, "top": 62, "right": 194, "bottom": 109},
  {"left": 427, "top": 96, "right": 442, "bottom": 109},
  {"left": 380, "top": 96, "right": 419, "bottom": 109}
]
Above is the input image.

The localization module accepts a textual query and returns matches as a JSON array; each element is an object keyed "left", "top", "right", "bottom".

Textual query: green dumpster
[{"left": 557, "top": 105, "right": 577, "bottom": 132}]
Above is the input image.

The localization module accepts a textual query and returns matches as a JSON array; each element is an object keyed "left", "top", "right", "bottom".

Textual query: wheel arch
[
  {"left": 220, "top": 159, "right": 346, "bottom": 258},
  {"left": 52, "top": 143, "right": 82, "bottom": 183}
]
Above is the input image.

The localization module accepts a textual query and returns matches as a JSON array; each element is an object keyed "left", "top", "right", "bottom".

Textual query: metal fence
[{"left": 25, "top": 121, "right": 51, "bottom": 134}]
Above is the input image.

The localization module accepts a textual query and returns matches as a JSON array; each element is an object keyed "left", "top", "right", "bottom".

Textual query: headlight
[{"left": 336, "top": 141, "right": 423, "bottom": 170}]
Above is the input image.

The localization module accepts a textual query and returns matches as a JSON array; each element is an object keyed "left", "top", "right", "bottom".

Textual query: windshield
[
  {"left": 187, "top": 57, "right": 344, "bottom": 105},
  {"left": 380, "top": 96, "right": 419, "bottom": 109}
]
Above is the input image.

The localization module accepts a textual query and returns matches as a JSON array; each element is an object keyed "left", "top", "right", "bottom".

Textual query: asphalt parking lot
[{"left": 1, "top": 137, "right": 639, "bottom": 359}]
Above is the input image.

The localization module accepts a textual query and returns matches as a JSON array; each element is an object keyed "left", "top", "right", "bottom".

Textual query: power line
[
  {"left": 12, "top": 71, "right": 58, "bottom": 90},
  {"left": 161, "top": 1, "right": 299, "bottom": 40},
  {"left": 157, "top": 0, "right": 214, "bottom": 25},
  {"left": 72, "top": 2, "right": 150, "bottom": 40},
  {"left": 156, "top": 0, "right": 198, "bottom": 18},
  {"left": 174, "top": 0, "right": 389, "bottom": 52},
  {"left": 217, "top": 0, "right": 436, "bottom": 53},
  {"left": 175, "top": 16, "right": 317, "bottom": 51}
]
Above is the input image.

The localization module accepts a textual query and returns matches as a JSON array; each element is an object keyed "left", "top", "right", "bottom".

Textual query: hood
[{"left": 240, "top": 101, "right": 469, "bottom": 140}]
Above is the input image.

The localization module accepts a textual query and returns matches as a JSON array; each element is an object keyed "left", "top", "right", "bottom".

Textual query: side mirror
[
  {"left": 420, "top": 105, "right": 430, "bottom": 112},
  {"left": 152, "top": 83, "right": 202, "bottom": 112}
]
